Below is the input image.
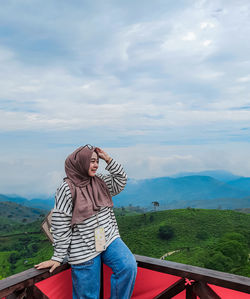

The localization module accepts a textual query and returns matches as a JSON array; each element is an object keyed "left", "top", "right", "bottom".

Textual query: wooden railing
[
  {"left": 0, "top": 255, "right": 250, "bottom": 299},
  {"left": 135, "top": 255, "right": 250, "bottom": 298}
]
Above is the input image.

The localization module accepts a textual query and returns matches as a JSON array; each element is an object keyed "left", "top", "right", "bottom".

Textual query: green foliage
[
  {"left": 9, "top": 252, "right": 20, "bottom": 264},
  {"left": 196, "top": 229, "right": 209, "bottom": 240},
  {"left": 0, "top": 218, "right": 53, "bottom": 278},
  {"left": 158, "top": 225, "right": 174, "bottom": 240},
  {"left": 114, "top": 206, "right": 145, "bottom": 216},
  {"left": 205, "top": 251, "right": 234, "bottom": 272},
  {"left": 1, "top": 208, "right": 250, "bottom": 280},
  {"left": 202, "top": 232, "right": 249, "bottom": 274},
  {"left": 0, "top": 252, "right": 13, "bottom": 279},
  {"left": 0, "top": 201, "right": 46, "bottom": 224},
  {"left": 117, "top": 208, "right": 250, "bottom": 277}
]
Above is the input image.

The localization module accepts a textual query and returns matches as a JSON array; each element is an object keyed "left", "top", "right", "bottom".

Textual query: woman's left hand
[{"left": 95, "top": 147, "right": 111, "bottom": 163}]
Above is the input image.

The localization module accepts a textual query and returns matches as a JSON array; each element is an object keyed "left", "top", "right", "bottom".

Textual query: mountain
[
  {"left": 0, "top": 194, "right": 29, "bottom": 205},
  {"left": 114, "top": 175, "right": 250, "bottom": 209},
  {"left": 172, "top": 170, "right": 241, "bottom": 182},
  {"left": 0, "top": 201, "right": 46, "bottom": 224},
  {"left": 0, "top": 194, "right": 53, "bottom": 210},
  {"left": 1, "top": 172, "right": 250, "bottom": 211},
  {"left": 227, "top": 177, "right": 250, "bottom": 191}
]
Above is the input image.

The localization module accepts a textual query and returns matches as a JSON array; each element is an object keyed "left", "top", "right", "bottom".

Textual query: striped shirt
[{"left": 51, "top": 159, "right": 127, "bottom": 265}]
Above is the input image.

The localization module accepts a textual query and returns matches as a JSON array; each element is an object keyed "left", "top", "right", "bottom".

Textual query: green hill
[
  {"left": 0, "top": 208, "right": 249, "bottom": 279},
  {"left": 0, "top": 201, "right": 46, "bottom": 224},
  {"left": 117, "top": 209, "right": 250, "bottom": 276}
]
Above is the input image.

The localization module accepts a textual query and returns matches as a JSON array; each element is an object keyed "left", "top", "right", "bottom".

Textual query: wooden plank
[
  {"left": 154, "top": 278, "right": 186, "bottom": 299},
  {"left": 134, "top": 254, "right": 250, "bottom": 294},
  {"left": 5, "top": 285, "right": 49, "bottom": 299},
  {"left": 0, "top": 263, "right": 70, "bottom": 298},
  {"left": 26, "top": 285, "right": 50, "bottom": 299},
  {"left": 193, "top": 282, "right": 221, "bottom": 299},
  {"left": 1, "top": 254, "right": 250, "bottom": 297}
]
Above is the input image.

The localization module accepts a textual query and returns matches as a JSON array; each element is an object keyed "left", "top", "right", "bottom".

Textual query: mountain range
[
  {"left": 0, "top": 194, "right": 54, "bottom": 210},
  {"left": 1, "top": 170, "right": 250, "bottom": 210},
  {"left": 115, "top": 174, "right": 250, "bottom": 210}
]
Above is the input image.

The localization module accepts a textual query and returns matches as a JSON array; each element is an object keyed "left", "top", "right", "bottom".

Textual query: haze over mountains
[{"left": 1, "top": 170, "right": 250, "bottom": 210}]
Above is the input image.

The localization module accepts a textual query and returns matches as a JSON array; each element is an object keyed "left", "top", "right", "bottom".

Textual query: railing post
[
  {"left": 193, "top": 282, "right": 221, "bottom": 299},
  {"left": 186, "top": 284, "right": 197, "bottom": 299},
  {"left": 154, "top": 278, "right": 186, "bottom": 298}
]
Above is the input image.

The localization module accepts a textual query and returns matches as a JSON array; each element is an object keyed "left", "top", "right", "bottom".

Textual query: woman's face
[{"left": 88, "top": 151, "right": 99, "bottom": 177}]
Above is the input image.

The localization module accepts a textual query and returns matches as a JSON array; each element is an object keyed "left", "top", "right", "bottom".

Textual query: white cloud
[
  {"left": 1, "top": 1, "right": 250, "bottom": 195},
  {"left": 203, "top": 40, "right": 212, "bottom": 46},
  {"left": 237, "top": 75, "right": 250, "bottom": 83},
  {"left": 200, "top": 22, "right": 215, "bottom": 29},
  {"left": 2, "top": 142, "right": 250, "bottom": 198},
  {"left": 182, "top": 32, "right": 196, "bottom": 41}
]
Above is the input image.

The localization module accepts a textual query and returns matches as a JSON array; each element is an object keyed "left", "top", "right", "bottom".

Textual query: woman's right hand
[{"left": 34, "top": 260, "right": 61, "bottom": 273}]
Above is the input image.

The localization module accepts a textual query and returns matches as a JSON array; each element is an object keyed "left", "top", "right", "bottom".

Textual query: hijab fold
[{"left": 64, "top": 146, "right": 113, "bottom": 226}]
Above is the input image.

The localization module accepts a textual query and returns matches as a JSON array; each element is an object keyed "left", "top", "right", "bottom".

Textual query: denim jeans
[{"left": 71, "top": 237, "right": 137, "bottom": 299}]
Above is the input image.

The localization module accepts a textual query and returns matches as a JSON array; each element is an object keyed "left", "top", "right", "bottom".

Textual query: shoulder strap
[{"left": 64, "top": 178, "right": 77, "bottom": 208}]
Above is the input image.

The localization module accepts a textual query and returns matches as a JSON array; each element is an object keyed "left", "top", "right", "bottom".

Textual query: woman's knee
[
  {"left": 128, "top": 256, "right": 137, "bottom": 276},
  {"left": 120, "top": 254, "right": 137, "bottom": 276}
]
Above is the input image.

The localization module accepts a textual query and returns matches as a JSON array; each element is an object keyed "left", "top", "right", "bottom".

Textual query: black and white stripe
[{"left": 51, "top": 159, "right": 127, "bottom": 265}]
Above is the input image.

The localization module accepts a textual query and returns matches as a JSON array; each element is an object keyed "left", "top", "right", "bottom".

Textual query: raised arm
[{"left": 95, "top": 147, "right": 127, "bottom": 196}]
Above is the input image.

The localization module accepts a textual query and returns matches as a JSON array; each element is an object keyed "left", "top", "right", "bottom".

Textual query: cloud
[
  {"left": 1, "top": 0, "right": 250, "bottom": 195},
  {"left": 182, "top": 32, "right": 197, "bottom": 41}
]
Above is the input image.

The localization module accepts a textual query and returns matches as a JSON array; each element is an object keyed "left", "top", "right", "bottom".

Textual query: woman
[{"left": 35, "top": 145, "right": 137, "bottom": 299}]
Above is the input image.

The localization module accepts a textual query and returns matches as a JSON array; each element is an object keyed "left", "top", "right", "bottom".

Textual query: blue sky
[{"left": 1, "top": 0, "right": 250, "bottom": 197}]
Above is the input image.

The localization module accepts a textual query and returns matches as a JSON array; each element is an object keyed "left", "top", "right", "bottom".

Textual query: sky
[{"left": 1, "top": 0, "right": 250, "bottom": 197}]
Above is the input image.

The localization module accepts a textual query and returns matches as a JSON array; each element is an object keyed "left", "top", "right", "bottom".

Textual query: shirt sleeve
[
  {"left": 51, "top": 182, "right": 73, "bottom": 263},
  {"left": 97, "top": 159, "right": 127, "bottom": 196}
]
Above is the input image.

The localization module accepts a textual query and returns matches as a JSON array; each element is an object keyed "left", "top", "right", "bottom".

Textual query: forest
[{"left": 0, "top": 204, "right": 249, "bottom": 279}]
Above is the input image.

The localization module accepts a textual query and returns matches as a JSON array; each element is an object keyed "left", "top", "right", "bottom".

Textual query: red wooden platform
[{"left": 35, "top": 265, "right": 250, "bottom": 299}]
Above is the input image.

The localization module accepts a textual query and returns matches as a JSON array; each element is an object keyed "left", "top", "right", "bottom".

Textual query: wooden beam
[
  {"left": 1, "top": 255, "right": 250, "bottom": 297},
  {"left": 186, "top": 285, "right": 197, "bottom": 299},
  {"left": 154, "top": 278, "right": 186, "bottom": 298},
  {"left": 0, "top": 263, "right": 70, "bottom": 298},
  {"left": 193, "top": 282, "right": 221, "bottom": 299},
  {"left": 26, "top": 285, "right": 50, "bottom": 299},
  {"left": 134, "top": 254, "right": 250, "bottom": 294}
]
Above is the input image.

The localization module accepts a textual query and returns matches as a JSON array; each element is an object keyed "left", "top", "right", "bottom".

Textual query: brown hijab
[{"left": 64, "top": 145, "right": 113, "bottom": 226}]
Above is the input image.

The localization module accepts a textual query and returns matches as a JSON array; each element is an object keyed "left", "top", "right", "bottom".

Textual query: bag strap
[{"left": 64, "top": 178, "right": 76, "bottom": 208}]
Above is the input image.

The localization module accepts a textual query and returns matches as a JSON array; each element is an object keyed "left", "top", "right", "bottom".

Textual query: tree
[
  {"left": 31, "top": 244, "right": 38, "bottom": 253},
  {"left": 217, "top": 240, "right": 248, "bottom": 267},
  {"left": 205, "top": 251, "right": 233, "bottom": 272},
  {"left": 203, "top": 232, "right": 248, "bottom": 273},
  {"left": 9, "top": 252, "right": 19, "bottom": 264},
  {"left": 152, "top": 201, "right": 159, "bottom": 211},
  {"left": 149, "top": 215, "right": 154, "bottom": 222},
  {"left": 159, "top": 225, "right": 174, "bottom": 240},
  {"left": 196, "top": 230, "right": 208, "bottom": 240}
]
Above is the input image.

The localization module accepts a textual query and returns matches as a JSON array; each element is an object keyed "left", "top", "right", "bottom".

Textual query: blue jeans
[{"left": 71, "top": 237, "right": 137, "bottom": 299}]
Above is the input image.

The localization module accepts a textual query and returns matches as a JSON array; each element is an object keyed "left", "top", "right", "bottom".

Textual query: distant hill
[
  {"left": 235, "top": 208, "right": 250, "bottom": 214},
  {"left": 0, "top": 194, "right": 53, "bottom": 210},
  {"left": 1, "top": 208, "right": 250, "bottom": 278},
  {"left": 1, "top": 172, "right": 250, "bottom": 211},
  {"left": 0, "top": 201, "right": 46, "bottom": 224},
  {"left": 227, "top": 177, "right": 250, "bottom": 191},
  {"left": 172, "top": 170, "right": 241, "bottom": 182},
  {"left": 115, "top": 175, "right": 250, "bottom": 209},
  {"left": 117, "top": 208, "right": 250, "bottom": 277},
  {"left": 117, "top": 208, "right": 250, "bottom": 257}
]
